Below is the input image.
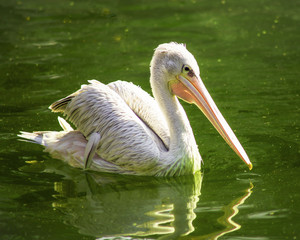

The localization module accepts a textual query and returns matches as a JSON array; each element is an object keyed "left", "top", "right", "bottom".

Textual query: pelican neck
[{"left": 150, "top": 72, "right": 196, "bottom": 152}]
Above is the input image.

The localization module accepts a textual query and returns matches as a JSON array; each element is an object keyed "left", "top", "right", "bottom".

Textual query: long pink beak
[{"left": 172, "top": 74, "right": 252, "bottom": 170}]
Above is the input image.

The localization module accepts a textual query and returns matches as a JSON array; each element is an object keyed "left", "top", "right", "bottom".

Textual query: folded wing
[{"left": 49, "top": 80, "right": 169, "bottom": 173}]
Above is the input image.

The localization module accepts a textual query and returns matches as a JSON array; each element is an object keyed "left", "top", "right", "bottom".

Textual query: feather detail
[
  {"left": 58, "top": 116, "right": 73, "bottom": 131},
  {"left": 48, "top": 80, "right": 165, "bottom": 174},
  {"left": 108, "top": 80, "right": 170, "bottom": 149},
  {"left": 84, "top": 132, "right": 101, "bottom": 169},
  {"left": 19, "top": 130, "right": 134, "bottom": 174}
]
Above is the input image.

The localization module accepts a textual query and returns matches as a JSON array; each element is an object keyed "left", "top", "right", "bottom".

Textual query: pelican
[{"left": 19, "top": 42, "right": 252, "bottom": 176}]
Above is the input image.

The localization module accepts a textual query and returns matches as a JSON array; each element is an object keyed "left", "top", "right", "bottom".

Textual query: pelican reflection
[
  {"left": 52, "top": 170, "right": 202, "bottom": 239},
  {"left": 19, "top": 160, "right": 253, "bottom": 239}
]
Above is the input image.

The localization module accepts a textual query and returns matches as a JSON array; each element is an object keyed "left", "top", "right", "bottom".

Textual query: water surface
[{"left": 0, "top": 0, "right": 299, "bottom": 239}]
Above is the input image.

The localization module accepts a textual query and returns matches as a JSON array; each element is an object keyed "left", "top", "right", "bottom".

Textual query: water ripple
[
  {"left": 247, "top": 209, "right": 289, "bottom": 219},
  {"left": 30, "top": 41, "right": 64, "bottom": 47}
]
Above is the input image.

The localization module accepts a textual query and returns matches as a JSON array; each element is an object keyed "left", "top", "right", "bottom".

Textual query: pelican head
[{"left": 151, "top": 42, "right": 252, "bottom": 170}]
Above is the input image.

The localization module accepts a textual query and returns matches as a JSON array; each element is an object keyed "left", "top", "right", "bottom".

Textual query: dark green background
[{"left": 0, "top": 0, "right": 299, "bottom": 239}]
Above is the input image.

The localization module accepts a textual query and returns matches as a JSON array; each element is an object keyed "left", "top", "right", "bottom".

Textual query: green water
[{"left": 1, "top": 0, "right": 299, "bottom": 239}]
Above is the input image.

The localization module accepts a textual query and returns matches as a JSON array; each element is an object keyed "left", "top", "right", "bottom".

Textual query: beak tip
[{"left": 248, "top": 162, "right": 253, "bottom": 170}]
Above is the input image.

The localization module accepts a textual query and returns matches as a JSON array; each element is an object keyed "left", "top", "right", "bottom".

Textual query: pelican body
[{"left": 19, "top": 42, "right": 252, "bottom": 176}]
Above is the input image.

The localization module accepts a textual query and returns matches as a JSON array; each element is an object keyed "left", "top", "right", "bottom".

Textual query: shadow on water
[{"left": 19, "top": 160, "right": 253, "bottom": 239}]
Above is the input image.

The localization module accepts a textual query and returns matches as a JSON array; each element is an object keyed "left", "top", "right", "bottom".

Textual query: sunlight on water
[{"left": 49, "top": 168, "right": 202, "bottom": 239}]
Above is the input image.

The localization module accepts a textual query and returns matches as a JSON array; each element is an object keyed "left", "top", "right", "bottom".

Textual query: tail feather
[
  {"left": 19, "top": 130, "right": 124, "bottom": 173},
  {"left": 18, "top": 115, "right": 129, "bottom": 174},
  {"left": 18, "top": 117, "right": 73, "bottom": 146},
  {"left": 19, "top": 130, "right": 88, "bottom": 168},
  {"left": 18, "top": 131, "right": 44, "bottom": 145}
]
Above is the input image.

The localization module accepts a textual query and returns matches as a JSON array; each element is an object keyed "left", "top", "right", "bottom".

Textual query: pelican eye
[
  {"left": 183, "top": 66, "right": 190, "bottom": 72},
  {"left": 182, "top": 65, "right": 195, "bottom": 77}
]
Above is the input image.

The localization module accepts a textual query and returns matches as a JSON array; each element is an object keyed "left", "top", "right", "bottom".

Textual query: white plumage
[{"left": 19, "top": 42, "right": 252, "bottom": 176}]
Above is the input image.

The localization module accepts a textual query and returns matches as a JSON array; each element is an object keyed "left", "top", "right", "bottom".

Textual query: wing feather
[
  {"left": 107, "top": 80, "right": 170, "bottom": 149},
  {"left": 50, "top": 80, "right": 167, "bottom": 174}
]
